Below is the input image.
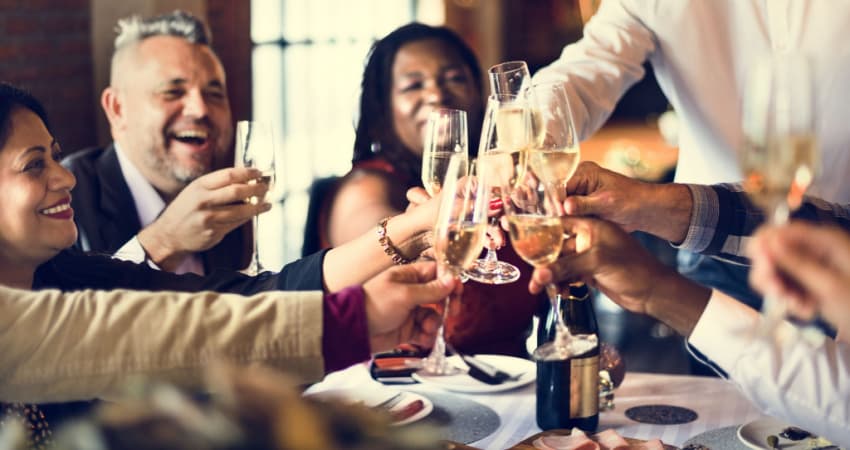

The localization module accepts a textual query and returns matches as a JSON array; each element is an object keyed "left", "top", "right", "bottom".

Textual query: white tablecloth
[{"left": 307, "top": 363, "right": 767, "bottom": 448}]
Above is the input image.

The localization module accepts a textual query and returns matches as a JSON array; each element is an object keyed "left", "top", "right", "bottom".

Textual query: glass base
[
  {"left": 533, "top": 333, "right": 599, "bottom": 361},
  {"left": 240, "top": 259, "right": 265, "bottom": 277},
  {"left": 464, "top": 259, "right": 521, "bottom": 285},
  {"left": 418, "top": 355, "right": 462, "bottom": 376}
]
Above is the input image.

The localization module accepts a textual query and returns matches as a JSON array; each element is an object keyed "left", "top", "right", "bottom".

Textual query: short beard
[{"left": 147, "top": 150, "right": 209, "bottom": 187}]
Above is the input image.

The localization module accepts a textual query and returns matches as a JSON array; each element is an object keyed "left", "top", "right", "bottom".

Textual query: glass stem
[
  {"left": 483, "top": 238, "right": 499, "bottom": 272},
  {"left": 251, "top": 214, "right": 261, "bottom": 273},
  {"left": 426, "top": 295, "right": 451, "bottom": 363},
  {"left": 761, "top": 205, "right": 791, "bottom": 335}
]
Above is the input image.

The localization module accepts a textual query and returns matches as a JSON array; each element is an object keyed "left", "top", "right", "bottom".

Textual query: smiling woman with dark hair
[{"left": 322, "top": 23, "right": 544, "bottom": 357}]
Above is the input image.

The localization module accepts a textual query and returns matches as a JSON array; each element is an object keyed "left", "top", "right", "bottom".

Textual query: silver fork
[{"left": 373, "top": 393, "right": 404, "bottom": 410}]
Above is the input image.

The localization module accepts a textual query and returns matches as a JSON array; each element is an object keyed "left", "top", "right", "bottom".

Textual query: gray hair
[{"left": 113, "top": 10, "right": 212, "bottom": 52}]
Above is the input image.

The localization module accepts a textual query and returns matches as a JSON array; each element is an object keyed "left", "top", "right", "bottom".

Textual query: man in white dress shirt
[{"left": 533, "top": 0, "right": 850, "bottom": 309}]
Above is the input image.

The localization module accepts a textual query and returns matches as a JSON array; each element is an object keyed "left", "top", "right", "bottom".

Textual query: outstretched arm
[
  {"left": 2, "top": 261, "right": 455, "bottom": 403},
  {"left": 532, "top": 0, "right": 655, "bottom": 139},
  {"left": 528, "top": 217, "right": 850, "bottom": 446}
]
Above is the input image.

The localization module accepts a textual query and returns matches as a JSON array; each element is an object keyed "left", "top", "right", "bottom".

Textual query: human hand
[
  {"left": 405, "top": 187, "right": 431, "bottom": 211},
  {"left": 529, "top": 217, "right": 671, "bottom": 314},
  {"left": 749, "top": 221, "right": 850, "bottom": 335},
  {"left": 139, "top": 167, "right": 271, "bottom": 270},
  {"left": 529, "top": 217, "right": 710, "bottom": 335},
  {"left": 564, "top": 162, "right": 691, "bottom": 243},
  {"left": 363, "top": 261, "right": 462, "bottom": 353}
]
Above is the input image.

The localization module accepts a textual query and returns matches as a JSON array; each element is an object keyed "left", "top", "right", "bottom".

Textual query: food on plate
[{"left": 531, "top": 428, "right": 665, "bottom": 450}]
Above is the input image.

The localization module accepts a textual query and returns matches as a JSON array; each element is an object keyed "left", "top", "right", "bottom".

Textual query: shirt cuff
[
  {"left": 322, "top": 285, "right": 371, "bottom": 373},
  {"left": 688, "top": 289, "right": 760, "bottom": 370},
  {"left": 113, "top": 236, "right": 162, "bottom": 270},
  {"left": 673, "top": 184, "right": 719, "bottom": 253}
]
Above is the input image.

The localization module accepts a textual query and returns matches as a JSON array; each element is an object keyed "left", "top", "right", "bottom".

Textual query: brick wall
[
  {"left": 206, "top": 0, "right": 251, "bottom": 123},
  {"left": 0, "top": 0, "right": 97, "bottom": 152}
]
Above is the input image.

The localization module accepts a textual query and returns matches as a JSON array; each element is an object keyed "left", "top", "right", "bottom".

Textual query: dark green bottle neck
[{"left": 557, "top": 283, "right": 598, "bottom": 335}]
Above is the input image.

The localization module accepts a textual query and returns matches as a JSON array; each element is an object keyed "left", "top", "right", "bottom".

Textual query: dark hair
[
  {"left": 0, "top": 82, "right": 51, "bottom": 149},
  {"left": 352, "top": 22, "right": 483, "bottom": 186}
]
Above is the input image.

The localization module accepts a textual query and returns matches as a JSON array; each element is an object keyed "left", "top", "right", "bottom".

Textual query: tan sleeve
[{"left": 0, "top": 285, "right": 325, "bottom": 403}]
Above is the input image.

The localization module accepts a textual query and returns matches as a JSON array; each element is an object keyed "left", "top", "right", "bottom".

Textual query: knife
[{"left": 459, "top": 353, "right": 524, "bottom": 385}]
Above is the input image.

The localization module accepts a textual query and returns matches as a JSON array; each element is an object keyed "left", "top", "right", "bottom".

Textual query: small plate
[
  {"left": 412, "top": 354, "right": 535, "bottom": 393},
  {"left": 308, "top": 389, "right": 433, "bottom": 426},
  {"left": 737, "top": 417, "right": 837, "bottom": 449}
]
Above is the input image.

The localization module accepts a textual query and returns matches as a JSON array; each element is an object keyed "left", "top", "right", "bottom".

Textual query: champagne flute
[
  {"left": 525, "top": 82, "right": 581, "bottom": 190},
  {"left": 420, "top": 154, "right": 490, "bottom": 375},
  {"left": 489, "top": 60, "right": 531, "bottom": 97},
  {"left": 234, "top": 120, "right": 276, "bottom": 275},
  {"left": 461, "top": 61, "right": 535, "bottom": 284},
  {"left": 503, "top": 149, "right": 597, "bottom": 362},
  {"left": 421, "top": 108, "right": 469, "bottom": 196},
  {"left": 463, "top": 93, "right": 528, "bottom": 284},
  {"left": 740, "top": 53, "right": 819, "bottom": 335}
]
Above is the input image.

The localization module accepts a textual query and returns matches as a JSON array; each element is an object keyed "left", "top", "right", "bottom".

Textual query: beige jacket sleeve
[{"left": 0, "top": 285, "right": 325, "bottom": 403}]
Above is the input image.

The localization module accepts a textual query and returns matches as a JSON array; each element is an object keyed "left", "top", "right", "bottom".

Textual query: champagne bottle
[{"left": 535, "top": 283, "right": 599, "bottom": 431}]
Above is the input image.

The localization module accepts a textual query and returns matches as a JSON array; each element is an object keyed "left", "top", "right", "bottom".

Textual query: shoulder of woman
[{"left": 330, "top": 170, "right": 397, "bottom": 214}]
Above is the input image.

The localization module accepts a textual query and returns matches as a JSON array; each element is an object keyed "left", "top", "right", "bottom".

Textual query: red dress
[{"left": 321, "top": 158, "right": 544, "bottom": 357}]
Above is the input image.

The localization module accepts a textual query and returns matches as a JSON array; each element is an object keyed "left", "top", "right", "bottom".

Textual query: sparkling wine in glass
[
  {"left": 503, "top": 154, "right": 597, "bottom": 361},
  {"left": 463, "top": 93, "right": 530, "bottom": 284},
  {"left": 234, "top": 120, "right": 276, "bottom": 275},
  {"left": 421, "top": 108, "right": 469, "bottom": 196},
  {"left": 462, "top": 61, "right": 535, "bottom": 285},
  {"left": 420, "top": 155, "right": 490, "bottom": 375},
  {"left": 525, "top": 82, "right": 580, "bottom": 190},
  {"left": 741, "top": 53, "right": 819, "bottom": 335}
]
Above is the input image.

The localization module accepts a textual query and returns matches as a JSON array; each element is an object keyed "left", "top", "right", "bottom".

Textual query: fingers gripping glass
[
  {"left": 234, "top": 120, "right": 276, "bottom": 275},
  {"left": 741, "top": 54, "right": 819, "bottom": 336},
  {"left": 420, "top": 154, "right": 490, "bottom": 375}
]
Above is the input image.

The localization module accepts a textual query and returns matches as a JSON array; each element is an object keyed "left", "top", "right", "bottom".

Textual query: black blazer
[
  {"left": 34, "top": 248, "right": 328, "bottom": 293},
  {"left": 63, "top": 144, "right": 251, "bottom": 272}
]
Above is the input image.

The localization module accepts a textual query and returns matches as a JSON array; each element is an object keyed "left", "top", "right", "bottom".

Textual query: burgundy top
[{"left": 322, "top": 285, "right": 371, "bottom": 372}]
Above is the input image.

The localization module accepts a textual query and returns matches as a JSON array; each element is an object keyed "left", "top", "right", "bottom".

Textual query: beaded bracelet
[{"left": 377, "top": 217, "right": 412, "bottom": 265}]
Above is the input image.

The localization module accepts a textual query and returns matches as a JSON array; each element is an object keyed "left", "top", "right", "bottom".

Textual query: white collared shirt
[
  {"left": 534, "top": 0, "right": 850, "bottom": 203},
  {"left": 112, "top": 144, "right": 205, "bottom": 275},
  {"left": 689, "top": 290, "right": 850, "bottom": 446}
]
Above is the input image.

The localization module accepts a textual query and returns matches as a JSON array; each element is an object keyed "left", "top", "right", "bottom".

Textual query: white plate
[
  {"left": 307, "top": 389, "right": 433, "bottom": 426},
  {"left": 412, "top": 354, "right": 535, "bottom": 393},
  {"left": 737, "top": 417, "right": 839, "bottom": 450}
]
